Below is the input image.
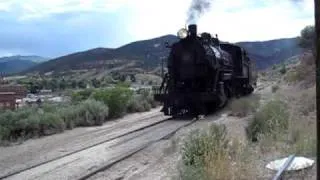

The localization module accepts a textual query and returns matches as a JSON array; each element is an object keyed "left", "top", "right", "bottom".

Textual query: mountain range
[
  {"left": 0, "top": 55, "right": 49, "bottom": 74},
  {"left": 7, "top": 35, "right": 302, "bottom": 75}
]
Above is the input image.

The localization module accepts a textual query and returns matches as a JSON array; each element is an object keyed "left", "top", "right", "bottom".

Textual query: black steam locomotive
[{"left": 153, "top": 24, "right": 257, "bottom": 117}]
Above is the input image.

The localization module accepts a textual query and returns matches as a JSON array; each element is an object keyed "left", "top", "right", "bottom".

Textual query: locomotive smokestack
[{"left": 188, "top": 24, "right": 197, "bottom": 38}]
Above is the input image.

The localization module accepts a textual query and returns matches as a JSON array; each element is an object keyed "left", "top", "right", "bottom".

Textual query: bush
[
  {"left": 285, "top": 71, "right": 300, "bottom": 83},
  {"left": 181, "top": 124, "right": 229, "bottom": 166},
  {"left": 39, "top": 113, "right": 65, "bottom": 135},
  {"left": 0, "top": 107, "right": 65, "bottom": 141},
  {"left": 279, "top": 64, "right": 286, "bottom": 74},
  {"left": 71, "top": 88, "right": 95, "bottom": 103},
  {"left": 127, "top": 89, "right": 159, "bottom": 113},
  {"left": 58, "top": 106, "right": 80, "bottom": 129},
  {"left": 246, "top": 100, "right": 289, "bottom": 142},
  {"left": 0, "top": 99, "right": 109, "bottom": 143},
  {"left": 92, "top": 85, "right": 133, "bottom": 118},
  {"left": 76, "top": 99, "right": 109, "bottom": 126},
  {"left": 179, "top": 124, "right": 254, "bottom": 180},
  {"left": 127, "top": 95, "right": 150, "bottom": 112},
  {"left": 228, "top": 95, "right": 260, "bottom": 117},
  {"left": 271, "top": 85, "right": 279, "bottom": 93}
]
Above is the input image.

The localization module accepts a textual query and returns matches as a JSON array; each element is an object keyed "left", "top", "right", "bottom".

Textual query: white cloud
[
  {"left": 125, "top": 0, "right": 314, "bottom": 42},
  {"left": 0, "top": 0, "right": 128, "bottom": 21},
  {"left": 0, "top": 0, "right": 315, "bottom": 57}
]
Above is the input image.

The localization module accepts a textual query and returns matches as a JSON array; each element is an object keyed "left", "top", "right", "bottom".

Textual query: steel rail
[{"left": 0, "top": 115, "right": 170, "bottom": 180}]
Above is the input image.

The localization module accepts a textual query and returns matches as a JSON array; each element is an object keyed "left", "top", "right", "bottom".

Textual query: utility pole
[
  {"left": 315, "top": 0, "right": 319, "bottom": 173},
  {"left": 161, "top": 57, "right": 165, "bottom": 78}
]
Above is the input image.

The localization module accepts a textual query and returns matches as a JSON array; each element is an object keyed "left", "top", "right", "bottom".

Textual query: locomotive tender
[{"left": 154, "top": 24, "right": 257, "bottom": 117}]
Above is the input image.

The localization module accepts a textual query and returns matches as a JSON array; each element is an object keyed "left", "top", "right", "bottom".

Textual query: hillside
[
  {"left": 0, "top": 55, "right": 49, "bottom": 74},
  {"left": 22, "top": 35, "right": 302, "bottom": 74},
  {"left": 23, "top": 35, "right": 178, "bottom": 74},
  {"left": 236, "top": 37, "right": 302, "bottom": 69}
]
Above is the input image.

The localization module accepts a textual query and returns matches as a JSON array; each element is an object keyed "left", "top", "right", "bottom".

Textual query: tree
[
  {"left": 91, "top": 78, "right": 100, "bottom": 88},
  {"left": 298, "top": 25, "right": 316, "bottom": 56},
  {"left": 130, "top": 75, "right": 136, "bottom": 83},
  {"left": 78, "top": 80, "right": 86, "bottom": 89},
  {"left": 71, "top": 80, "right": 77, "bottom": 89},
  {"left": 279, "top": 64, "right": 286, "bottom": 74},
  {"left": 59, "top": 79, "right": 67, "bottom": 90},
  {"left": 49, "top": 79, "right": 58, "bottom": 91}
]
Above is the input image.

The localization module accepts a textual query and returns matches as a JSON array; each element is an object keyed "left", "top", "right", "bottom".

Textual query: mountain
[
  {"left": 22, "top": 35, "right": 178, "bottom": 74},
  {"left": 0, "top": 55, "right": 49, "bottom": 74},
  {"left": 236, "top": 37, "right": 303, "bottom": 69},
  {"left": 22, "top": 35, "right": 301, "bottom": 74},
  {"left": 0, "top": 60, "right": 37, "bottom": 74},
  {"left": 0, "top": 55, "right": 49, "bottom": 63}
]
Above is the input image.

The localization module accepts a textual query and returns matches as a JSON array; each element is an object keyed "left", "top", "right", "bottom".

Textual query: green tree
[
  {"left": 59, "top": 79, "right": 67, "bottom": 90},
  {"left": 78, "top": 80, "right": 86, "bottom": 89},
  {"left": 279, "top": 64, "right": 286, "bottom": 74},
  {"left": 92, "top": 84, "right": 133, "bottom": 118},
  {"left": 130, "top": 75, "right": 136, "bottom": 82},
  {"left": 91, "top": 78, "right": 100, "bottom": 88},
  {"left": 71, "top": 80, "right": 77, "bottom": 89},
  {"left": 298, "top": 25, "right": 316, "bottom": 56},
  {"left": 49, "top": 79, "right": 58, "bottom": 91},
  {"left": 41, "top": 79, "right": 49, "bottom": 89}
]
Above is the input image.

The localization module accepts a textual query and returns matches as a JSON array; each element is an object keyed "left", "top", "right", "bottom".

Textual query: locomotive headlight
[{"left": 177, "top": 28, "right": 188, "bottom": 39}]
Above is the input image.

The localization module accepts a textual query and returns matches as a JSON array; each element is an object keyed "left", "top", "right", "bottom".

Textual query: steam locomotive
[{"left": 153, "top": 24, "right": 257, "bottom": 117}]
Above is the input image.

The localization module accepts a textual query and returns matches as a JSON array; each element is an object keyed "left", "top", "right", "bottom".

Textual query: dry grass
[
  {"left": 175, "top": 54, "right": 317, "bottom": 179},
  {"left": 284, "top": 53, "right": 315, "bottom": 88},
  {"left": 177, "top": 84, "right": 316, "bottom": 179},
  {"left": 246, "top": 99, "right": 289, "bottom": 142},
  {"left": 227, "top": 94, "right": 261, "bottom": 117},
  {"left": 178, "top": 124, "right": 256, "bottom": 180},
  {"left": 283, "top": 86, "right": 316, "bottom": 156}
]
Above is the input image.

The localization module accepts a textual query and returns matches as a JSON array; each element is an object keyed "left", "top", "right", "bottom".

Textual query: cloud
[
  {"left": 194, "top": 0, "right": 314, "bottom": 42},
  {"left": 0, "top": 0, "right": 315, "bottom": 58}
]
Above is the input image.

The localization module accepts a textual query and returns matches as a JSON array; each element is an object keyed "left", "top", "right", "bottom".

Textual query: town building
[{"left": 0, "top": 85, "right": 28, "bottom": 110}]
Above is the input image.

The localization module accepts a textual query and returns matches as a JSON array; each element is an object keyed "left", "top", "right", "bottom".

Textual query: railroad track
[
  {"left": 0, "top": 113, "right": 165, "bottom": 178},
  {"left": 1, "top": 115, "right": 198, "bottom": 180}
]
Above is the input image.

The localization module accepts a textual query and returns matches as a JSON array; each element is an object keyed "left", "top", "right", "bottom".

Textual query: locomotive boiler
[{"left": 153, "top": 24, "right": 256, "bottom": 117}]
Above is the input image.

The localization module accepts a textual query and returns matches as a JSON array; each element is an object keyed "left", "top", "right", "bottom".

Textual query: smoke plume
[{"left": 187, "top": 0, "right": 212, "bottom": 24}]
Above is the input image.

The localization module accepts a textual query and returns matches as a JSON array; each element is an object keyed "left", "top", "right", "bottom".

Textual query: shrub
[
  {"left": 127, "top": 94, "right": 152, "bottom": 113},
  {"left": 0, "top": 99, "right": 109, "bottom": 143},
  {"left": 92, "top": 85, "right": 133, "bottom": 118},
  {"left": 71, "top": 88, "right": 95, "bottom": 103},
  {"left": 279, "top": 64, "right": 286, "bottom": 74},
  {"left": 228, "top": 95, "right": 260, "bottom": 117},
  {"left": 285, "top": 71, "right": 300, "bottom": 83},
  {"left": 297, "top": 87, "right": 316, "bottom": 115},
  {"left": 181, "top": 124, "right": 229, "bottom": 166},
  {"left": 58, "top": 106, "right": 80, "bottom": 129},
  {"left": 0, "top": 107, "right": 64, "bottom": 141},
  {"left": 246, "top": 100, "right": 289, "bottom": 142},
  {"left": 142, "top": 90, "right": 159, "bottom": 108},
  {"left": 127, "top": 95, "right": 145, "bottom": 113},
  {"left": 179, "top": 124, "right": 254, "bottom": 180},
  {"left": 271, "top": 85, "right": 279, "bottom": 93},
  {"left": 0, "top": 126, "right": 10, "bottom": 142},
  {"left": 76, "top": 99, "right": 109, "bottom": 126},
  {"left": 39, "top": 113, "right": 65, "bottom": 135}
]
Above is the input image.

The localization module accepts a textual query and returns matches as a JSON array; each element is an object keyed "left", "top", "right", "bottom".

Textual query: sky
[{"left": 0, "top": 0, "right": 315, "bottom": 58}]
